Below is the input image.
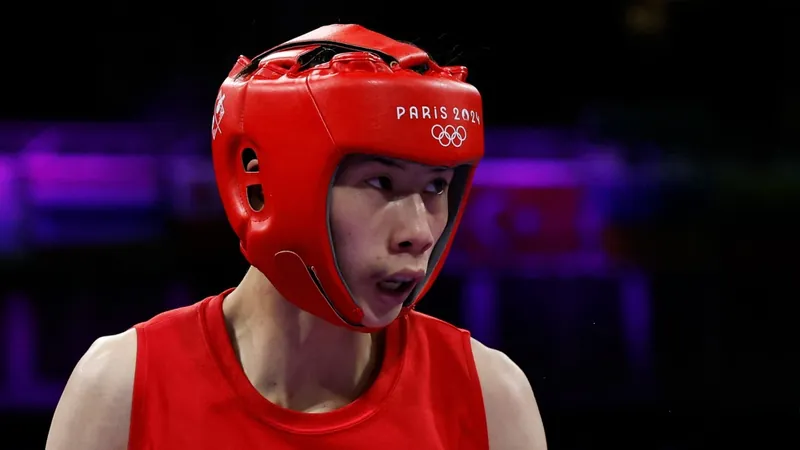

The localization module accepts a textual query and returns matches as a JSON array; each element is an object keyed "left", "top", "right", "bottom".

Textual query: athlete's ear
[
  {"left": 241, "top": 150, "right": 262, "bottom": 210},
  {"left": 243, "top": 150, "right": 259, "bottom": 172}
]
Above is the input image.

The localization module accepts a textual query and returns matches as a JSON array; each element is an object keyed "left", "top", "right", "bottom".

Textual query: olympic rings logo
[{"left": 431, "top": 124, "right": 467, "bottom": 148}]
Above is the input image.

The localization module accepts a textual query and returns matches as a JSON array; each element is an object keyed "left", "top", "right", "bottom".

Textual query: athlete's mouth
[
  {"left": 376, "top": 270, "right": 425, "bottom": 295},
  {"left": 377, "top": 278, "right": 414, "bottom": 293}
]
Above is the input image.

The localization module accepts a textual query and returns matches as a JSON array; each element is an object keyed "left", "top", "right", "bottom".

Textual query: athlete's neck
[{"left": 222, "top": 266, "right": 383, "bottom": 413}]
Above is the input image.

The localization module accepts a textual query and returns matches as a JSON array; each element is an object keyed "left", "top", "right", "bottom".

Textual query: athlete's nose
[{"left": 389, "top": 194, "right": 435, "bottom": 256}]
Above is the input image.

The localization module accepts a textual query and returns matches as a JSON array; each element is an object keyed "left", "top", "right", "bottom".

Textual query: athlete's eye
[
  {"left": 366, "top": 176, "right": 393, "bottom": 191},
  {"left": 424, "top": 178, "right": 449, "bottom": 195}
]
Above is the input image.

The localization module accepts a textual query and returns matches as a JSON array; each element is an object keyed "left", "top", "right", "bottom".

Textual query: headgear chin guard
[{"left": 212, "top": 24, "right": 484, "bottom": 332}]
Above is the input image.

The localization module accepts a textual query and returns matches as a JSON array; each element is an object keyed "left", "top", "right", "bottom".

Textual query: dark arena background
[{"left": 1, "top": 2, "right": 798, "bottom": 448}]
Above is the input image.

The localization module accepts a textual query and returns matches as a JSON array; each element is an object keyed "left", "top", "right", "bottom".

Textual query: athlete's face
[{"left": 330, "top": 155, "right": 454, "bottom": 328}]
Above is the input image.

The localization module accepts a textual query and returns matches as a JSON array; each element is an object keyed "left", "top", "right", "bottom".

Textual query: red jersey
[{"left": 128, "top": 290, "right": 489, "bottom": 449}]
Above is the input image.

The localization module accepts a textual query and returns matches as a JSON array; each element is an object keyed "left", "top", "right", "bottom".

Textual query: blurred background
[{"left": 1, "top": 1, "right": 798, "bottom": 448}]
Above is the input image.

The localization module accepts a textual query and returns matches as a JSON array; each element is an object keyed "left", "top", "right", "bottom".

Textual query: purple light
[
  {"left": 474, "top": 159, "right": 580, "bottom": 187},
  {"left": 0, "top": 157, "right": 22, "bottom": 253},
  {"left": 23, "top": 153, "right": 160, "bottom": 207}
]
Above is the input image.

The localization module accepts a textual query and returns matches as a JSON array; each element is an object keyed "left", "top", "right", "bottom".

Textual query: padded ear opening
[
  {"left": 246, "top": 186, "right": 264, "bottom": 212},
  {"left": 241, "top": 148, "right": 258, "bottom": 172},
  {"left": 241, "top": 148, "right": 264, "bottom": 212}
]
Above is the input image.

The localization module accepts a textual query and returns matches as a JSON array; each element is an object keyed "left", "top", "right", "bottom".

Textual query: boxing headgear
[{"left": 211, "top": 24, "right": 484, "bottom": 331}]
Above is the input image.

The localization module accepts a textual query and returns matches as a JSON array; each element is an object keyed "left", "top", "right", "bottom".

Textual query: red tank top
[{"left": 128, "top": 290, "right": 489, "bottom": 449}]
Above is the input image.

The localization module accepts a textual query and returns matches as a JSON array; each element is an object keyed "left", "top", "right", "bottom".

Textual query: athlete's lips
[
  {"left": 374, "top": 269, "right": 426, "bottom": 301},
  {"left": 381, "top": 269, "right": 425, "bottom": 285}
]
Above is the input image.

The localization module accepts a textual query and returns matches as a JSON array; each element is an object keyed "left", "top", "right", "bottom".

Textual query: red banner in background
[{"left": 454, "top": 185, "right": 588, "bottom": 265}]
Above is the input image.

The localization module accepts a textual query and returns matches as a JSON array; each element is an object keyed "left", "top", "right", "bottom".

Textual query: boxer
[{"left": 46, "top": 24, "right": 546, "bottom": 449}]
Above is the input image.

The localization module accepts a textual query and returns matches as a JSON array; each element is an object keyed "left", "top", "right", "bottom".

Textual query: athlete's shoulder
[
  {"left": 46, "top": 291, "right": 226, "bottom": 450},
  {"left": 46, "top": 329, "right": 137, "bottom": 450},
  {"left": 471, "top": 338, "right": 548, "bottom": 449}
]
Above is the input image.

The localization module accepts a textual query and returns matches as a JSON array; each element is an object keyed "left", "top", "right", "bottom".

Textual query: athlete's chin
[{"left": 358, "top": 301, "right": 404, "bottom": 329}]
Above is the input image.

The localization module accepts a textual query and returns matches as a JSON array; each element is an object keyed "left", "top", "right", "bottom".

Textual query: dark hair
[{"left": 235, "top": 39, "right": 434, "bottom": 80}]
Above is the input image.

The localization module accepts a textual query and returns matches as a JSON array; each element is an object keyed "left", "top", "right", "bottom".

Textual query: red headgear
[{"left": 211, "top": 24, "right": 484, "bottom": 332}]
